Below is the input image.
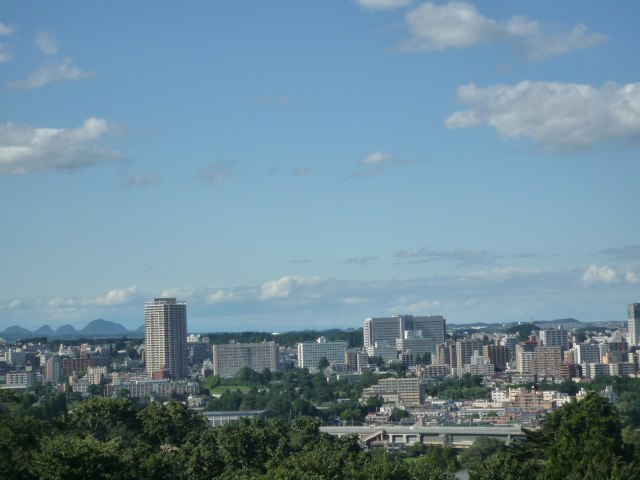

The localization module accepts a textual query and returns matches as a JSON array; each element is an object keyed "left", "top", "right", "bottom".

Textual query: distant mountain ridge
[{"left": 0, "top": 319, "right": 144, "bottom": 341}]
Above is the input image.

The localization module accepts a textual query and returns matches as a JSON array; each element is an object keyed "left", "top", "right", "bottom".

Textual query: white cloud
[
  {"left": 0, "top": 22, "right": 14, "bottom": 36},
  {"left": 94, "top": 286, "right": 140, "bottom": 306},
  {"left": 122, "top": 172, "right": 162, "bottom": 189},
  {"left": 34, "top": 30, "right": 58, "bottom": 54},
  {"left": 207, "top": 290, "right": 236, "bottom": 304},
  {"left": 516, "top": 23, "right": 607, "bottom": 61},
  {"left": 0, "top": 118, "right": 121, "bottom": 175},
  {"left": 356, "top": 0, "right": 412, "bottom": 10},
  {"left": 399, "top": 1, "right": 605, "bottom": 60},
  {"left": 391, "top": 297, "right": 442, "bottom": 314},
  {"left": 260, "top": 275, "right": 324, "bottom": 301},
  {"left": 0, "top": 117, "right": 122, "bottom": 175},
  {"left": 198, "top": 161, "right": 234, "bottom": 186},
  {"left": 580, "top": 264, "right": 619, "bottom": 286},
  {"left": 445, "top": 81, "right": 640, "bottom": 151},
  {"left": 9, "top": 298, "right": 22, "bottom": 309},
  {"left": 360, "top": 151, "right": 393, "bottom": 165},
  {"left": 7, "top": 57, "right": 94, "bottom": 90},
  {"left": 625, "top": 271, "right": 639, "bottom": 284}
]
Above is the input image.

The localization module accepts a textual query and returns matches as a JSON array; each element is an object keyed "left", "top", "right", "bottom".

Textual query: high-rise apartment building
[
  {"left": 628, "top": 303, "right": 640, "bottom": 347},
  {"left": 538, "top": 327, "right": 569, "bottom": 351},
  {"left": 144, "top": 298, "right": 188, "bottom": 379}
]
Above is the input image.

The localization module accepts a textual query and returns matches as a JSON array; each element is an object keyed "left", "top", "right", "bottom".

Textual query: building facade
[
  {"left": 628, "top": 303, "right": 640, "bottom": 347},
  {"left": 144, "top": 298, "right": 188, "bottom": 379},
  {"left": 297, "top": 337, "right": 348, "bottom": 369},
  {"left": 363, "top": 315, "right": 445, "bottom": 353},
  {"left": 212, "top": 342, "right": 279, "bottom": 378}
]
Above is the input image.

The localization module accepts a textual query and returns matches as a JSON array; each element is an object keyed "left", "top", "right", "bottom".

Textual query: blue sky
[{"left": 1, "top": 1, "right": 639, "bottom": 333}]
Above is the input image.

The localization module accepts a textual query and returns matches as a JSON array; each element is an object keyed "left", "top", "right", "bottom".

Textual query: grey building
[{"left": 628, "top": 303, "right": 640, "bottom": 347}]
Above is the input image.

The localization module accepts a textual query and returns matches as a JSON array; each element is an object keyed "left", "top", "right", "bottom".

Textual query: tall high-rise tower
[
  {"left": 144, "top": 298, "right": 188, "bottom": 379},
  {"left": 628, "top": 303, "right": 640, "bottom": 347}
]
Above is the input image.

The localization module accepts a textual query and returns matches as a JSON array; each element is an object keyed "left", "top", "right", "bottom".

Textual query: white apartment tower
[
  {"left": 628, "top": 303, "right": 640, "bottom": 347},
  {"left": 144, "top": 298, "right": 188, "bottom": 379}
]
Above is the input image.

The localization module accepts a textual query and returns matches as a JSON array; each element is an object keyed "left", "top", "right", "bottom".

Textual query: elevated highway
[{"left": 320, "top": 424, "right": 526, "bottom": 448}]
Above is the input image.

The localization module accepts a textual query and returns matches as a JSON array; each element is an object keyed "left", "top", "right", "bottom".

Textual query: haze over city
[{"left": 1, "top": 1, "right": 639, "bottom": 332}]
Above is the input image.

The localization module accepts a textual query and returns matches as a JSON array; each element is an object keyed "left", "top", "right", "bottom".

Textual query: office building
[
  {"left": 363, "top": 315, "right": 445, "bottom": 353},
  {"left": 144, "top": 298, "right": 188, "bottom": 379},
  {"left": 297, "top": 337, "right": 348, "bottom": 369},
  {"left": 212, "top": 342, "right": 279, "bottom": 378},
  {"left": 628, "top": 303, "right": 640, "bottom": 347}
]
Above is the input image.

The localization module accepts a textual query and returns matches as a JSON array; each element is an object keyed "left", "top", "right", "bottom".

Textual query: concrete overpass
[{"left": 320, "top": 424, "right": 526, "bottom": 449}]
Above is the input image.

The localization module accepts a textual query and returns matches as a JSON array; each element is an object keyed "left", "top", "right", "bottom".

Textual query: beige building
[
  {"left": 361, "top": 377, "right": 423, "bottom": 406},
  {"left": 144, "top": 298, "right": 188, "bottom": 379}
]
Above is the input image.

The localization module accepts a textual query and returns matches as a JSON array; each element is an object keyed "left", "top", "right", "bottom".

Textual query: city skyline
[{"left": 1, "top": 2, "right": 639, "bottom": 332}]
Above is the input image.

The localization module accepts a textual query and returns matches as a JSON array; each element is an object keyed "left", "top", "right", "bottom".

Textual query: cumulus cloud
[
  {"left": 208, "top": 290, "right": 236, "bottom": 304},
  {"left": 398, "top": 1, "right": 605, "bottom": 60},
  {"left": 356, "top": 0, "right": 412, "bottom": 10},
  {"left": 580, "top": 264, "right": 619, "bottom": 286},
  {"left": 122, "top": 172, "right": 162, "bottom": 189},
  {"left": 8, "top": 57, "right": 94, "bottom": 89},
  {"left": 260, "top": 275, "right": 325, "bottom": 301},
  {"left": 445, "top": 81, "right": 640, "bottom": 151},
  {"left": 198, "top": 161, "right": 234, "bottom": 186},
  {"left": 94, "top": 286, "right": 140, "bottom": 306},
  {"left": 0, "top": 117, "right": 122, "bottom": 175},
  {"left": 34, "top": 30, "right": 58, "bottom": 54}
]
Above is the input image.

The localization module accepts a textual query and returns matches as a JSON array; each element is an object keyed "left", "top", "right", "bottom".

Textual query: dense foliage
[
  {"left": 0, "top": 397, "right": 456, "bottom": 480},
  {"left": 470, "top": 392, "right": 640, "bottom": 480},
  {"left": 424, "top": 374, "right": 490, "bottom": 401},
  {"left": 204, "top": 367, "right": 388, "bottom": 424}
]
